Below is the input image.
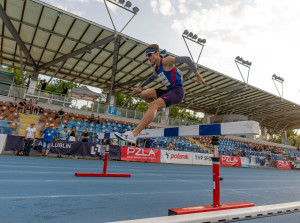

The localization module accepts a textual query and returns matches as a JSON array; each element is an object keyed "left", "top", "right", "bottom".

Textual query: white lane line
[
  {"left": 0, "top": 190, "right": 204, "bottom": 199},
  {"left": 0, "top": 186, "right": 299, "bottom": 200}
]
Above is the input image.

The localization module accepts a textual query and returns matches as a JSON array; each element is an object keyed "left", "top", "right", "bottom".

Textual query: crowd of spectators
[{"left": 2, "top": 97, "right": 300, "bottom": 159}]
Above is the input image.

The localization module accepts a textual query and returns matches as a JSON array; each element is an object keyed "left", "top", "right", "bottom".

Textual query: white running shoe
[{"left": 115, "top": 131, "right": 137, "bottom": 144}]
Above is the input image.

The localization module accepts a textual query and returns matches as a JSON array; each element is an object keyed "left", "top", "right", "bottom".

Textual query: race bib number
[{"left": 158, "top": 72, "right": 170, "bottom": 87}]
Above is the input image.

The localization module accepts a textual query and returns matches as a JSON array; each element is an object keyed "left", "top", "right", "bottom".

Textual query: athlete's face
[{"left": 146, "top": 52, "right": 159, "bottom": 64}]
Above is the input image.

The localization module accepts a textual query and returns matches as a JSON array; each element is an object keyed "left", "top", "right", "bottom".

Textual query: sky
[{"left": 40, "top": 0, "right": 300, "bottom": 105}]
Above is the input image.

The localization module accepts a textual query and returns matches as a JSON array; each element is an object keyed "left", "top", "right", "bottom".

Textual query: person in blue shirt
[
  {"left": 39, "top": 124, "right": 57, "bottom": 157},
  {"left": 115, "top": 44, "right": 205, "bottom": 144},
  {"left": 144, "top": 138, "right": 153, "bottom": 149}
]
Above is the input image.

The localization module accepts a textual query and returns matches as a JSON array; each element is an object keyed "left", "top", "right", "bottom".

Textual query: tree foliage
[
  {"left": 38, "top": 79, "right": 79, "bottom": 95},
  {"left": 7, "top": 67, "right": 32, "bottom": 86}
]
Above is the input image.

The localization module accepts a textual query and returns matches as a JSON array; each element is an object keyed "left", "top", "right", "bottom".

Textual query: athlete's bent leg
[
  {"left": 140, "top": 89, "right": 157, "bottom": 103},
  {"left": 132, "top": 98, "right": 166, "bottom": 137}
]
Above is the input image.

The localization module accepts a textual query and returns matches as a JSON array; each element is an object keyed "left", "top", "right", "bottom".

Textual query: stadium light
[
  {"left": 181, "top": 30, "right": 206, "bottom": 82},
  {"left": 182, "top": 30, "right": 206, "bottom": 46},
  {"left": 106, "top": 0, "right": 138, "bottom": 14},
  {"left": 272, "top": 74, "right": 284, "bottom": 102},
  {"left": 234, "top": 56, "right": 252, "bottom": 87},
  {"left": 272, "top": 74, "right": 284, "bottom": 83}
]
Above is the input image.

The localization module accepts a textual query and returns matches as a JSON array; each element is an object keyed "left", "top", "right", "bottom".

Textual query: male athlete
[{"left": 115, "top": 44, "right": 205, "bottom": 144}]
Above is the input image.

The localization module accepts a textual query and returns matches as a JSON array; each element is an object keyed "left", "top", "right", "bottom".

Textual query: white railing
[{"left": 6, "top": 85, "right": 201, "bottom": 126}]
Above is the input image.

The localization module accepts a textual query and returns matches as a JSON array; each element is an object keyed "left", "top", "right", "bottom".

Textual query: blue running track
[{"left": 0, "top": 155, "right": 299, "bottom": 223}]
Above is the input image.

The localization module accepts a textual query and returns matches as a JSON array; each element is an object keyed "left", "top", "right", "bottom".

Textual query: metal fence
[{"left": 6, "top": 85, "right": 200, "bottom": 126}]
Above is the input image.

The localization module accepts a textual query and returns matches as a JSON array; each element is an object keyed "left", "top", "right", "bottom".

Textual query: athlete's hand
[
  {"left": 133, "top": 86, "right": 142, "bottom": 94},
  {"left": 195, "top": 72, "right": 205, "bottom": 85}
]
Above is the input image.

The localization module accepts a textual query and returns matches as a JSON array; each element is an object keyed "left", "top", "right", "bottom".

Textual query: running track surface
[{"left": 0, "top": 155, "right": 299, "bottom": 223}]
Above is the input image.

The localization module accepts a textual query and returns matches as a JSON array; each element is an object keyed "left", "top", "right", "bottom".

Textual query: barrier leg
[
  {"left": 75, "top": 144, "right": 131, "bottom": 177},
  {"left": 168, "top": 136, "right": 254, "bottom": 215}
]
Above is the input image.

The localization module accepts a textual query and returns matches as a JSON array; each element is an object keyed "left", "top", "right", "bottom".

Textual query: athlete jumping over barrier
[{"left": 115, "top": 44, "right": 205, "bottom": 144}]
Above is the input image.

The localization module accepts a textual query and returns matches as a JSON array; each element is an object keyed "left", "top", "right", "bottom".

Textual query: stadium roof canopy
[{"left": 1, "top": 0, "right": 300, "bottom": 130}]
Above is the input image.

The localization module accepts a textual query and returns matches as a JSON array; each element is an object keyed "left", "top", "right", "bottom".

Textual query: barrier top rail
[{"left": 97, "top": 121, "right": 260, "bottom": 139}]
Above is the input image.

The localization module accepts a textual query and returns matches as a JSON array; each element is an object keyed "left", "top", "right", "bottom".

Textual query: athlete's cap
[
  {"left": 50, "top": 124, "right": 54, "bottom": 127},
  {"left": 145, "top": 49, "right": 158, "bottom": 54}
]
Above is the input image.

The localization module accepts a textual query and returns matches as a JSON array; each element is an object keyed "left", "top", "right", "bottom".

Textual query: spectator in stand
[
  {"left": 59, "top": 126, "right": 68, "bottom": 141},
  {"left": 41, "top": 79, "right": 47, "bottom": 92},
  {"left": 39, "top": 124, "right": 57, "bottom": 157},
  {"left": 32, "top": 99, "right": 40, "bottom": 114},
  {"left": 101, "top": 129, "right": 110, "bottom": 145},
  {"left": 95, "top": 115, "right": 101, "bottom": 124},
  {"left": 18, "top": 98, "right": 26, "bottom": 113},
  {"left": 81, "top": 127, "right": 90, "bottom": 142},
  {"left": 13, "top": 97, "right": 18, "bottom": 109},
  {"left": 267, "top": 151, "right": 272, "bottom": 163},
  {"left": 241, "top": 149, "right": 246, "bottom": 157},
  {"left": 90, "top": 114, "right": 95, "bottom": 124},
  {"left": 24, "top": 123, "right": 36, "bottom": 156},
  {"left": 68, "top": 126, "right": 77, "bottom": 142},
  {"left": 26, "top": 99, "right": 33, "bottom": 114},
  {"left": 61, "top": 84, "right": 68, "bottom": 99},
  {"left": 144, "top": 138, "right": 153, "bottom": 149},
  {"left": 168, "top": 139, "right": 178, "bottom": 151},
  {"left": 233, "top": 148, "right": 240, "bottom": 156},
  {"left": 58, "top": 108, "right": 65, "bottom": 119}
]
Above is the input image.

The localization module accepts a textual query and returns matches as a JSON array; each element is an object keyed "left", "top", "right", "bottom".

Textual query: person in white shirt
[{"left": 24, "top": 123, "right": 36, "bottom": 156}]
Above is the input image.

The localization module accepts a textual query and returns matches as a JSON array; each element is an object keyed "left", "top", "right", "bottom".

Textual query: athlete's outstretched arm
[
  {"left": 132, "top": 71, "right": 158, "bottom": 93},
  {"left": 162, "top": 56, "right": 205, "bottom": 84}
]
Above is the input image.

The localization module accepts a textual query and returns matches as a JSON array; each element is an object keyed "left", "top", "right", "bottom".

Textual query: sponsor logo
[
  {"left": 194, "top": 154, "right": 212, "bottom": 161},
  {"left": 127, "top": 147, "right": 156, "bottom": 157},
  {"left": 34, "top": 141, "right": 72, "bottom": 149},
  {"left": 164, "top": 152, "right": 169, "bottom": 159},
  {"left": 91, "top": 144, "right": 104, "bottom": 155},
  {"left": 221, "top": 156, "right": 239, "bottom": 163},
  {"left": 138, "top": 132, "right": 150, "bottom": 136},
  {"left": 165, "top": 152, "right": 189, "bottom": 160},
  {"left": 277, "top": 161, "right": 289, "bottom": 168}
]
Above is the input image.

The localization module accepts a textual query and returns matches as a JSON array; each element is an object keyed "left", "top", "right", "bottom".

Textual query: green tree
[
  {"left": 7, "top": 67, "right": 32, "bottom": 86},
  {"left": 38, "top": 79, "right": 79, "bottom": 95}
]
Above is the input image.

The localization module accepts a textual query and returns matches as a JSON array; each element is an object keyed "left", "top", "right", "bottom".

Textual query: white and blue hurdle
[{"left": 97, "top": 120, "right": 260, "bottom": 139}]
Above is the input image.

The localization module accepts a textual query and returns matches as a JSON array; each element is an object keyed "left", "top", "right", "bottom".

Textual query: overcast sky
[{"left": 41, "top": 0, "right": 300, "bottom": 104}]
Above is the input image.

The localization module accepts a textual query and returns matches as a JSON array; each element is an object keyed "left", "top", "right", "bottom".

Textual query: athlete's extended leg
[
  {"left": 115, "top": 98, "right": 166, "bottom": 144},
  {"left": 132, "top": 98, "right": 166, "bottom": 136}
]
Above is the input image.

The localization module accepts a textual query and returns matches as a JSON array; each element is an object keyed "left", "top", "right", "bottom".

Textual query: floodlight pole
[
  {"left": 103, "top": 0, "right": 139, "bottom": 35},
  {"left": 234, "top": 58, "right": 252, "bottom": 89},
  {"left": 272, "top": 75, "right": 284, "bottom": 102},
  {"left": 104, "top": 0, "right": 117, "bottom": 32}
]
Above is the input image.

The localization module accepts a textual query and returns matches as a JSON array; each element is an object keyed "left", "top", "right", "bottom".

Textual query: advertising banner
[
  {"left": 160, "top": 150, "right": 193, "bottom": 165},
  {"left": 291, "top": 162, "right": 300, "bottom": 169},
  {"left": 276, "top": 160, "right": 291, "bottom": 170},
  {"left": 241, "top": 157, "right": 250, "bottom": 168},
  {"left": 121, "top": 146, "right": 161, "bottom": 163},
  {"left": 192, "top": 153, "right": 213, "bottom": 166},
  {"left": 108, "top": 106, "right": 117, "bottom": 115},
  {"left": 4, "top": 135, "right": 121, "bottom": 160},
  {"left": 0, "top": 134, "right": 7, "bottom": 154},
  {"left": 219, "top": 155, "right": 241, "bottom": 167}
]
